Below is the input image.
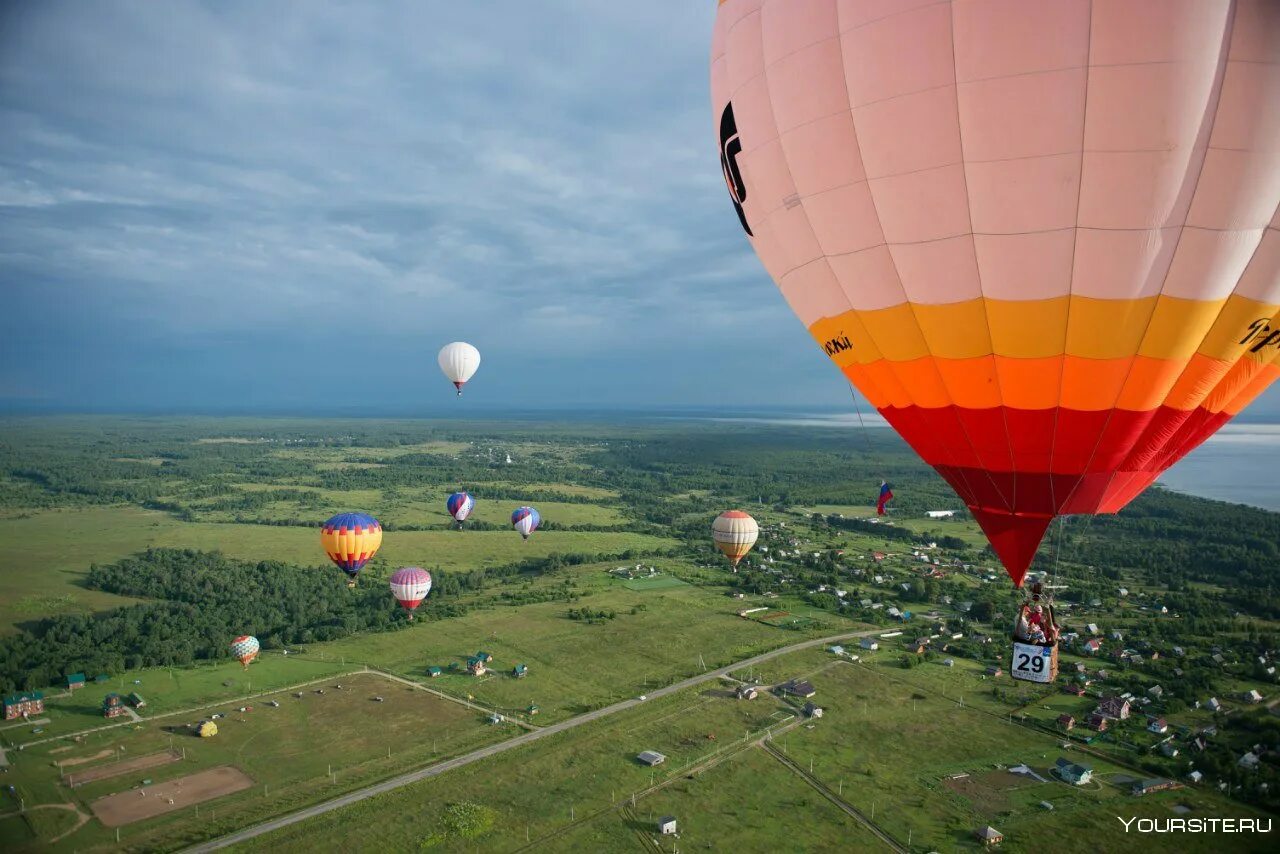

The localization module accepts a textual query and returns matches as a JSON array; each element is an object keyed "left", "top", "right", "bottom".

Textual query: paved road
[{"left": 184, "top": 627, "right": 884, "bottom": 852}]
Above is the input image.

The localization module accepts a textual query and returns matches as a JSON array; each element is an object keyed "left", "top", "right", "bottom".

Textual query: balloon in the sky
[
  {"left": 511, "top": 506, "right": 540, "bottom": 540},
  {"left": 389, "top": 566, "right": 432, "bottom": 619},
  {"left": 229, "top": 635, "right": 260, "bottom": 670},
  {"left": 438, "top": 342, "right": 481, "bottom": 395},
  {"left": 321, "top": 512, "right": 383, "bottom": 587},
  {"left": 446, "top": 491, "right": 476, "bottom": 526},
  {"left": 711, "top": 0, "right": 1280, "bottom": 587},
  {"left": 712, "top": 510, "right": 759, "bottom": 569}
]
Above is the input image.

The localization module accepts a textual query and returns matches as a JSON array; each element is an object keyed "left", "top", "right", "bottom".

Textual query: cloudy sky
[{"left": 1, "top": 2, "right": 1276, "bottom": 418}]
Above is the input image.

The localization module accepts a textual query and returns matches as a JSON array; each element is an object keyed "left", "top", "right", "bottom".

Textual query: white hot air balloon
[{"left": 438, "top": 342, "right": 481, "bottom": 396}]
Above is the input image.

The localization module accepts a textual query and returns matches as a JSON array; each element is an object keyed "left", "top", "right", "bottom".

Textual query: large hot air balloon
[
  {"left": 511, "top": 506, "right": 540, "bottom": 540},
  {"left": 230, "top": 635, "right": 260, "bottom": 670},
  {"left": 711, "top": 0, "right": 1280, "bottom": 589},
  {"left": 446, "top": 491, "right": 476, "bottom": 527},
  {"left": 389, "top": 566, "right": 432, "bottom": 620},
  {"left": 438, "top": 342, "right": 481, "bottom": 395},
  {"left": 712, "top": 510, "right": 759, "bottom": 570},
  {"left": 320, "top": 512, "right": 383, "bottom": 587}
]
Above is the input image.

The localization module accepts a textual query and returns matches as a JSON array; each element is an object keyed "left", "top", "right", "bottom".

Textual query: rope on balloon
[{"left": 848, "top": 384, "right": 874, "bottom": 455}]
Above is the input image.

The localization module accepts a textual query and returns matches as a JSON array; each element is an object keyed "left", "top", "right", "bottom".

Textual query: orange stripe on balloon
[{"left": 809, "top": 293, "right": 1277, "bottom": 364}]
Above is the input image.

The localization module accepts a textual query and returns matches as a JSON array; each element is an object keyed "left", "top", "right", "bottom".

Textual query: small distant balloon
[
  {"left": 712, "top": 510, "right": 758, "bottom": 570},
  {"left": 389, "top": 567, "right": 432, "bottom": 620},
  {"left": 321, "top": 512, "right": 383, "bottom": 587},
  {"left": 230, "top": 635, "right": 260, "bottom": 669},
  {"left": 446, "top": 491, "right": 476, "bottom": 526},
  {"left": 511, "top": 506, "right": 540, "bottom": 540},
  {"left": 438, "top": 342, "right": 481, "bottom": 395}
]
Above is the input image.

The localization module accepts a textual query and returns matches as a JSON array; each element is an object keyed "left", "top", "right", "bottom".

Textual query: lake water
[{"left": 1156, "top": 423, "right": 1280, "bottom": 512}]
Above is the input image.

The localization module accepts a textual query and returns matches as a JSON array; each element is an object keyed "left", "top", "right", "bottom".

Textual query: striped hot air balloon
[
  {"left": 446, "top": 491, "right": 476, "bottom": 526},
  {"left": 712, "top": 510, "right": 759, "bottom": 570},
  {"left": 711, "top": 0, "right": 1280, "bottom": 587},
  {"left": 389, "top": 567, "right": 432, "bottom": 620},
  {"left": 511, "top": 506, "right": 540, "bottom": 540},
  {"left": 229, "top": 635, "right": 260, "bottom": 669},
  {"left": 438, "top": 342, "right": 481, "bottom": 395},
  {"left": 320, "top": 512, "right": 383, "bottom": 587}
]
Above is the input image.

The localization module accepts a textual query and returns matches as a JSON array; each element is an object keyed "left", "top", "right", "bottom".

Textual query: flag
[{"left": 877, "top": 482, "right": 894, "bottom": 516}]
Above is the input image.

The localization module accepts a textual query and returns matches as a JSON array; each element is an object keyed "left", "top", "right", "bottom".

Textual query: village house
[
  {"left": 974, "top": 826, "right": 1003, "bottom": 846},
  {"left": 1087, "top": 714, "right": 1109, "bottom": 732},
  {"left": 860, "top": 638, "right": 879, "bottom": 651},
  {"left": 942, "top": 658, "right": 955, "bottom": 667},
  {"left": 985, "top": 666, "right": 1003, "bottom": 678},
  {"left": 777, "top": 679, "right": 817, "bottom": 699},
  {"left": 2, "top": 691, "right": 44, "bottom": 720},
  {"left": 1086, "top": 623, "right": 1100, "bottom": 635},
  {"left": 1160, "top": 743, "right": 1179, "bottom": 758},
  {"left": 512, "top": 664, "right": 528, "bottom": 678},
  {"left": 1057, "top": 714, "right": 1075, "bottom": 731},
  {"left": 1239, "top": 752, "right": 1261, "bottom": 770},
  {"left": 658, "top": 817, "right": 677, "bottom": 835},
  {"left": 637, "top": 750, "right": 666, "bottom": 767},
  {"left": 1148, "top": 718, "right": 1168, "bottom": 734},
  {"left": 1133, "top": 778, "right": 1177, "bottom": 796},
  {"left": 66, "top": 672, "right": 86, "bottom": 691},
  {"left": 1055, "top": 758, "right": 1093, "bottom": 785},
  {"left": 126, "top": 692, "right": 146, "bottom": 708},
  {"left": 1095, "top": 697, "right": 1131, "bottom": 721},
  {"left": 466, "top": 656, "right": 487, "bottom": 676},
  {"left": 1148, "top": 685, "right": 1163, "bottom": 698},
  {"left": 908, "top": 638, "right": 930, "bottom": 655},
  {"left": 1188, "top": 770, "right": 1204, "bottom": 784},
  {"left": 1245, "top": 689, "right": 1264, "bottom": 704},
  {"left": 803, "top": 701, "right": 824, "bottom": 718},
  {"left": 1082, "top": 639, "right": 1102, "bottom": 655},
  {"left": 736, "top": 684, "right": 758, "bottom": 700},
  {"left": 102, "top": 693, "right": 127, "bottom": 719},
  {"left": 427, "top": 666, "right": 442, "bottom": 677},
  {"left": 1206, "top": 697, "right": 1222, "bottom": 712}
]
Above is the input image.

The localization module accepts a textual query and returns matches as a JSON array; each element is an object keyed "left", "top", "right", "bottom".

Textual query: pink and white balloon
[{"left": 389, "top": 566, "right": 433, "bottom": 619}]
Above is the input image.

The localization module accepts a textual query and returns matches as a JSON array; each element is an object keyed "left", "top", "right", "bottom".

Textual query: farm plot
[
  {"left": 64, "top": 749, "right": 180, "bottom": 787},
  {"left": 90, "top": 766, "right": 253, "bottom": 827}
]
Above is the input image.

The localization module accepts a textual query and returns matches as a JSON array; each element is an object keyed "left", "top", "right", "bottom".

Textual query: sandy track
[
  {"left": 65, "top": 749, "right": 180, "bottom": 787},
  {"left": 56, "top": 749, "right": 114, "bottom": 769},
  {"left": 91, "top": 766, "right": 253, "bottom": 827}
]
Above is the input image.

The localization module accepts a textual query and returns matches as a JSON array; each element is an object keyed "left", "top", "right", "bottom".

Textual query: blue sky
[{"left": 1, "top": 1, "right": 1276, "bottom": 418}]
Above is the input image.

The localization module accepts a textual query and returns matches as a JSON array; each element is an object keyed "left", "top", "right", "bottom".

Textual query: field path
[
  {"left": 366, "top": 667, "right": 539, "bottom": 731},
  {"left": 183, "top": 627, "right": 883, "bottom": 852},
  {"left": 761, "top": 740, "right": 904, "bottom": 852}
]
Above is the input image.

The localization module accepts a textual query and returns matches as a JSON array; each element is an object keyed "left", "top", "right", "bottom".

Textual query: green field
[
  {"left": 238, "top": 682, "right": 813, "bottom": 852},
  {"left": 0, "top": 506, "right": 675, "bottom": 633},
  {"left": 307, "top": 565, "right": 853, "bottom": 722},
  {"left": 0, "top": 672, "right": 510, "bottom": 852},
  {"left": 773, "top": 657, "right": 1274, "bottom": 853},
  {"left": 561, "top": 747, "right": 894, "bottom": 852},
  {"left": 620, "top": 574, "right": 690, "bottom": 591}
]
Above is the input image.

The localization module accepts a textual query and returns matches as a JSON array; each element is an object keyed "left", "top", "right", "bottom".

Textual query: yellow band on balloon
[{"left": 810, "top": 294, "right": 1277, "bottom": 365}]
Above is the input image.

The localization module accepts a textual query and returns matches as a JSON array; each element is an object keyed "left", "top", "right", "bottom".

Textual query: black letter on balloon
[{"left": 720, "top": 103, "right": 752, "bottom": 236}]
